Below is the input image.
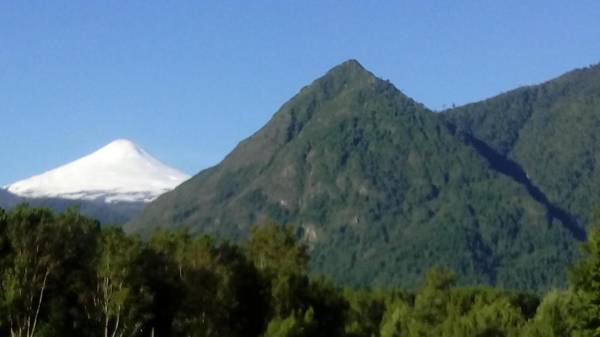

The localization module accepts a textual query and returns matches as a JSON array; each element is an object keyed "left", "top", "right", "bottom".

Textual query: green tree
[
  {"left": 413, "top": 267, "right": 456, "bottom": 327},
  {"left": 569, "top": 219, "right": 600, "bottom": 337},
  {"left": 379, "top": 298, "right": 412, "bottom": 337},
  {"left": 247, "top": 224, "right": 308, "bottom": 275},
  {"left": 0, "top": 206, "right": 73, "bottom": 337},
  {"left": 262, "top": 308, "right": 316, "bottom": 337},
  {"left": 149, "top": 229, "right": 267, "bottom": 337},
  {"left": 85, "top": 228, "right": 152, "bottom": 337},
  {"left": 521, "top": 290, "right": 578, "bottom": 337},
  {"left": 343, "top": 288, "right": 386, "bottom": 337},
  {"left": 145, "top": 228, "right": 191, "bottom": 337},
  {"left": 247, "top": 224, "right": 310, "bottom": 319},
  {"left": 447, "top": 295, "right": 524, "bottom": 337},
  {"left": 39, "top": 208, "right": 100, "bottom": 337}
]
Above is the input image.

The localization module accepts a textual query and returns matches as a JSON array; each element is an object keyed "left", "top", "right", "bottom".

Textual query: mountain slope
[
  {"left": 445, "top": 63, "right": 600, "bottom": 228},
  {"left": 7, "top": 139, "right": 190, "bottom": 203},
  {"left": 0, "top": 189, "right": 20, "bottom": 209},
  {"left": 0, "top": 187, "right": 144, "bottom": 224},
  {"left": 129, "top": 60, "right": 578, "bottom": 289}
]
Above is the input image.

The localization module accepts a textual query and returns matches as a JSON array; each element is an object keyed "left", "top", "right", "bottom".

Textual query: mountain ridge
[
  {"left": 444, "top": 62, "right": 600, "bottom": 229},
  {"left": 129, "top": 59, "right": 578, "bottom": 289}
]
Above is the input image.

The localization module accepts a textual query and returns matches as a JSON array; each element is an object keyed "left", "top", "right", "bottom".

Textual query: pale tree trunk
[
  {"left": 109, "top": 280, "right": 123, "bottom": 337},
  {"left": 111, "top": 304, "right": 121, "bottom": 337},
  {"left": 104, "top": 274, "right": 111, "bottom": 337},
  {"left": 29, "top": 268, "right": 50, "bottom": 337},
  {"left": 9, "top": 267, "right": 51, "bottom": 337}
]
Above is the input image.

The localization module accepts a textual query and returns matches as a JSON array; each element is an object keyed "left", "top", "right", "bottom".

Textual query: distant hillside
[
  {"left": 0, "top": 188, "right": 144, "bottom": 225},
  {"left": 0, "top": 189, "right": 20, "bottom": 209},
  {"left": 128, "top": 60, "right": 579, "bottom": 290},
  {"left": 445, "top": 63, "right": 600, "bottom": 228},
  {"left": 24, "top": 197, "right": 146, "bottom": 225}
]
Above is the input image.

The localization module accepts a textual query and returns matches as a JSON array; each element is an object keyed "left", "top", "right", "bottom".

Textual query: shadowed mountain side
[
  {"left": 445, "top": 63, "right": 600, "bottom": 228},
  {"left": 448, "top": 126, "right": 586, "bottom": 241},
  {"left": 0, "top": 189, "right": 20, "bottom": 209}
]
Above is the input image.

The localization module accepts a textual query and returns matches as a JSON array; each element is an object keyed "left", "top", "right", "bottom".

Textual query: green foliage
[
  {"left": 247, "top": 224, "right": 309, "bottom": 275},
  {"left": 378, "top": 285, "right": 530, "bottom": 337},
  {"left": 0, "top": 206, "right": 99, "bottom": 337},
  {"left": 262, "top": 308, "right": 316, "bottom": 337},
  {"left": 87, "top": 227, "right": 153, "bottom": 337},
  {"left": 343, "top": 288, "right": 386, "bottom": 337},
  {"left": 6, "top": 205, "right": 600, "bottom": 337},
  {"left": 147, "top": 227, "right": 268, "bottom": 337},
  {"left": 0, "top": 206, "right": 116, "bottom": 337},
  {"left": 568, "top": 214, "right": 600, "bottom": 336},
  {"left": 521, "top": 290, "right": 578, "bottom": 337}
]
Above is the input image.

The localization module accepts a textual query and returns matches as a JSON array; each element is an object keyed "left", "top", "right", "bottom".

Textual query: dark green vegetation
[
  {"left": 6, "top": 205, "right": 600, "bottom": 337},
  {"left": 0, "top": 189, "right": 145, "bottom": 224},
  {"left": 445, "top": 64, "right": 600, "bottom": 233},
  {"left": 128, "top": 60, "right": 600, "bottom": 290}
]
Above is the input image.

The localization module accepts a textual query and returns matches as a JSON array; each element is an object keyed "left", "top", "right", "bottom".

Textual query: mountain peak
[
  {"left": 106, "top": 138, "right": 139, "bottom": 149},
  {"left": 338, "top": 59, "right": 366, "bottom": 71},
  {"left": 326, "top": 59, "right": 373, "bottom": 79},
  {"left": 95, "top": 139, "right": 146, "bottom": 160},
  {"left": 6, "top": 140, "right": 190, "bottom": 203},
  {"left": 292, "top": 58, "right": 382, "bottom": 103}
]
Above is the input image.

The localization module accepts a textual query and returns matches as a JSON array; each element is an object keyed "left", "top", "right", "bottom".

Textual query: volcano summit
[{"left": 6, "top": 139, "right": 189, "bottom": 203}]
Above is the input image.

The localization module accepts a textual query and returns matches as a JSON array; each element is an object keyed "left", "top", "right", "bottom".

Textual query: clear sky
[{"left": 1, "top": 1, "right": 599, "bottom": 186}]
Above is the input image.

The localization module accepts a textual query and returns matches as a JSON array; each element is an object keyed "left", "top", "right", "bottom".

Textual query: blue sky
[{"left": 1, "top": 1, "right": 600, "bottom": 185}]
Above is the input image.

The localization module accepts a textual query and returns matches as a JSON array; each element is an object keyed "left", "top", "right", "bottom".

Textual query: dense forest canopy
[
  {"left": 2, "top": 205, "right": 600, "bottom": 337},
  {"left": 445, "top": 63, "right": 600, "bottom": 230}
]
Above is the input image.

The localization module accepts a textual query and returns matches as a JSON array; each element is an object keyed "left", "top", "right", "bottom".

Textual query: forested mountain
[
  {"left": 445, "top": 64, "right": 600, "bottom": 229},
  {"left": 129, "top": 60, "right": 581, "bottom": 290}
]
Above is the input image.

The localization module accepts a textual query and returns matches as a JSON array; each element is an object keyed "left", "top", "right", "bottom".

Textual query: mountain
[
  {"left": 0, "top": 186, "right": 146, "bottom": 224},
  {"left": 0, "top": 188, "right": 20, "bottom": 209},
  {"left": 445, "top": 64, "right": 600, "bottom": 229},
  {"left": 128, "top": 60, "right": 579, "bottom": 289},
  {"left": 2, "top": 194, "right": 148, "bottom": 225},
  {"left": 6, "top": 139, "right": 190, "bottom": 203},
  {"left": 3, "top": 139, "right": 189, "bottom": 224}
]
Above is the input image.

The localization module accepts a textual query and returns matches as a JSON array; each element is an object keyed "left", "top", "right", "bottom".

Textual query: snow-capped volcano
[{"left": 5, "top": 139, "right": 190, "bottom": 203}]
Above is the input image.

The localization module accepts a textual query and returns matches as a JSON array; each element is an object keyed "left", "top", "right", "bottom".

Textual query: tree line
[{"left": 1, "top": 205, "right": 600, "bottom": 337}]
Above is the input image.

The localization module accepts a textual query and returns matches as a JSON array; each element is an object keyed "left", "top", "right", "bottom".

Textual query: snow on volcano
[{"left": 5, "top": 139, "right": 190, "bottom": 203}]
